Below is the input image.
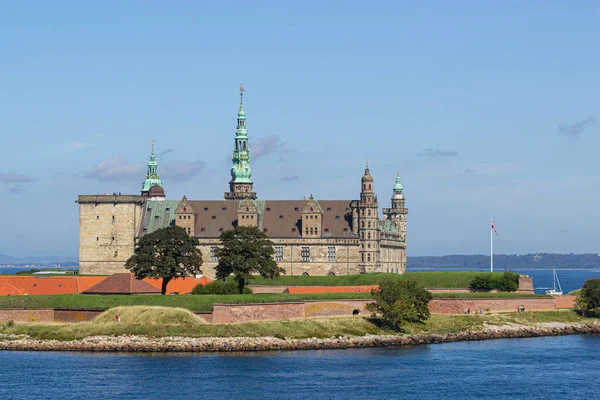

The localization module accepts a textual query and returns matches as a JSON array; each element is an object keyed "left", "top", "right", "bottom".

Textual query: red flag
[{"left": 491, "top": 220, "right": 498, "bottom": 236}]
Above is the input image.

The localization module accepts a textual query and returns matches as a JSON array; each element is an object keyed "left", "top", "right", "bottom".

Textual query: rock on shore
[{"left": 1, "top": 323, "right": 598, "bottom": 352}]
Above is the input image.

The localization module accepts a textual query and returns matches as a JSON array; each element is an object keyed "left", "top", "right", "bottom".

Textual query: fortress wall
[
  {"left": 428, "top": 298, "right": 555, "bottom": 313},
  {"left": 54, "top": 309, "right": 104, "bottom": 322},
  {"left": 211, "top": 302, "right": 305, "bottom": 324},
  {"left": 0, "top": 309, "right": 55, "bottom": 322}
]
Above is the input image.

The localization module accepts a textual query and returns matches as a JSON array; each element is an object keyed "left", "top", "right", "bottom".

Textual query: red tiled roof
[{"left": 83, "top": 274, "right": 160, "bottom": 294}]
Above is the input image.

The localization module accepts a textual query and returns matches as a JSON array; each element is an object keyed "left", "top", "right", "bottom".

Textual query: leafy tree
[
  {"left": 215, "top": 226, "right": 284, "bottom": 293},
  {"left": 577, "top": 278, "right": 600, "bottom": 315},
  {"left": 366, "top": 278, "right": 432, "bottom": 330},
  {"left": 496, "top": 272, "right": 519, "bottom": 292},
  {"left": 469, "top": 272, "right": 519, "bottom": 292},
  {"left": 125, "top": 226, "right": 203, "bottom": 295}
]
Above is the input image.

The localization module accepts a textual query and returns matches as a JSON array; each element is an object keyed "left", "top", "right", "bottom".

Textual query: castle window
[
  {"left": 112, "top": 216, "right": 115, "bottom": 220},
  {"left": 219, "top": 227, "right": 224, "bottom": 232},
  {"left": 294, "top": 207, "right": 299, "bottom": 211},
  {"left": 251, "top": 215, "right": 254, "bottom": 219},
  {"left": 327, "top": 247, "right": 336, "bottom": 262},
  {"left": 368, "top": 209, "right": 371, "bottom": 216},
  {"left": 210, "top": 246, "right": 218, "bottom": 261},
  {"left": 367, "top": 232, "right": 371, "bottom": 239},
  {"left": 266, "top": 207, "right": 271, "bottom": 211},
  {"left": 326, "top": 207, "right": 331, "bottom": 211},
  {"left": 111, "top": 236, "right": 115, "bottom": 241},
  {"left": 368, "top": 253, "right": 371, "bottom": 262},
  {"left": 368, "top": 221, "right": 371, "bottom": 228},
  {"left": 335, "top": 216, "right": 340, "bottom": 220},
  {"left": 187, "top": 227, "right": 191, "bottom": 234},
  {"left": 212, "top": 216, "right": 216, "bottom": 220},
  {"left": 201, "top": 228, "right": 206, "bottom": 232},
  {"left": 301, "top": 247, "right": 310, "bottom": 262},
  {"left": 155, "top": 215, "right": 159, "bottom": 219},
  {"left": 96, "top": 215, "right": 99, "bottom": 220},
  {"left": 114, "top": 251, "right": 118, "bottom": 257},
  {"left": 368, "top": 184, "right": 371, "bottom": 190},
  {"left": 179, "top": 216, "right": 182, "bottom": 220},
  {"left": 292, "top": 227, "right": 297, "bottom": 232},
  {"left": 309, "top": 227, "right": 313, "bottom": 235},
  {"left": 361, "top": 253, "right": 364, "bottom": 262},
  {"left": 264, "top": 228, "right": 268, "bottom": 233},
  {"left": 279, "top": 215, "right": 284, "bottom": 219},
  {"left": 222, "top": 207, "right": 227, "bottom": 211},
  {"left": 314, "top": 226, "right": 318, "bottom": 235},
  {"left": 246, "top": 207, "right": 249, "bottom": 211},
  {"left": 310, "top": 215, "right": 313, "bottom": 219},
  {"left": 275, "top": 246, "right": 284, "bottom": 261},
  {"left": 324, "top": 228, "right": 329, "bottom": 233},
  {"left": 183, "top": 207, "right": 187, "bottom": 212},
  {"left": 361, "top": 221, "right": 364, "bottom": 228},
  {"left": 96, "top": 237, "right": 99, "bottom": 241},
  {"left": 165, "top": 208, "right": 170, "bottom": 211},
  {"left": 204, "top": 207, "right": 208, "bottom": 211},
  {"left": 302, "top": 272, "right": 309, "bottom": 276},
  {"left": 310, "top": 207, "right": 313, "bottom": 212},
  {"left": 368, "top": 244, "right": 371, "bottom": 248},
  {"left": 241, "top": 215, "right": 245, "bottom": 219},
  {"left": 305, "top": 227, "right": 309, "bottom": 235}
]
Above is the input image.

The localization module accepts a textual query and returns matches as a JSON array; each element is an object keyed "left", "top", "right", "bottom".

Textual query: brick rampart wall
[
  {"left": 428, "top": 298, "right": 555, "bottom": 313},
  {"left": 0, "top": 309, "right": 55, "bottom": 322},
  {"left": 211, "top": 302, "right": 305, "bottom": 324},
  {"left": 304, "top": 300, "right": 371, "bottom": 317}
]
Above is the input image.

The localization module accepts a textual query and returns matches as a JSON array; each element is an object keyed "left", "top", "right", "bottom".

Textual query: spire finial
[{"left": 152, "top": 139, "right": 156, "bottom": 154}]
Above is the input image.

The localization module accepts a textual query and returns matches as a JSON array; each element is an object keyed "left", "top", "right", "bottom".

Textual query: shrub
[
  {"left": 469, "top": 272, "right": 519, "bottom": 292},
  {"left": 366, "top": 278, "right": 432, "bottom": 330},
  {"left": 577, "top": 278, "right": 600, "bottom": 315},
  {"left": 6, "top": 320, "right": 14, "bottom": 327},
  {"left": 192, "top": 280, "right": 253, "bottom": 295}
]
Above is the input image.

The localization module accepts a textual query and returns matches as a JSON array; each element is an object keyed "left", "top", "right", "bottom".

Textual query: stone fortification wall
[
  {"left": 428, "top": 297, "right": 555, "bottom": 313},
  {"left": 211, "top": 302, "right": 305, "bottom": 324},
  {"left": 54, "top": 309, "right": 104, "bottom": 322},
  {"left": 0, "top": 309, "right": 55, "bottom": 322}
]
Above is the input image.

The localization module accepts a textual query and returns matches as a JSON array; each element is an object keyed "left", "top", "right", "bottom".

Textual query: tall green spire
[
  {"left": 141, "top": 139, "right": 163, "bottom": 193},
  {"left": 230, "top": 84, "right": 252, "bottom": 184}
]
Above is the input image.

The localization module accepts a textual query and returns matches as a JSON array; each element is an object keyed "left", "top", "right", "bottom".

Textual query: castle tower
[
  {"left": 358, "top": 164, "right": 380, "bottom": 273},
  {"left": 382, "top": 173, "right": 408, "bottom": 241},
  {"left": 224, "top": 85, "right": 257, "bottom": 200},
  {"left": 141, "top": 140, "right": 163, "bottom": 196},
  {"left": 175, "top": 196, "right": 196, "bottom": 236},
  {"left": 301, "top": 195, "right": 323, "bottom": 238}
]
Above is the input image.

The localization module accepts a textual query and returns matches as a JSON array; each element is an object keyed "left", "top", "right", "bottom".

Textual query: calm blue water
[
  {"left": 407, "top": 267, "right": 600, "bottom": 294},
  {"left": 1, "top": 335, "right": 599, "bottom": 399}
]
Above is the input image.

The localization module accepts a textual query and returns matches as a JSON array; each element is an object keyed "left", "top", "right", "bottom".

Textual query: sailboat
[{"left": 545, "top": 269, "right": 563, "bottom": 295}]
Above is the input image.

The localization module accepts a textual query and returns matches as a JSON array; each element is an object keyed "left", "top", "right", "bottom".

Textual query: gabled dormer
[
  {"left": 301, "top": 195, "right": 323, "bottom": 238},
  {"left": 237, "top": 198, "right": 258, "bottom": 227},
  {"left": 175, "top": 195, "right": 196, "bottom": 235}
]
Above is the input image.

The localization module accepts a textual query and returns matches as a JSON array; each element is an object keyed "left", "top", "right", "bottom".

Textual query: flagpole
[{"left": 490, "top": 218, "right": 493, "bottom": 273}]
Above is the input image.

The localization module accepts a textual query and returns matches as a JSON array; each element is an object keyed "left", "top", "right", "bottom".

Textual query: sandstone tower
[
  {"left": 358, "top": 165, "right": 380, "bottom": 273},
  {"left": 224, "top": 85, "right": 256, "bottom": 200},
  {"left": 77, "top": 144, "right": 165, "bottom": 275}
]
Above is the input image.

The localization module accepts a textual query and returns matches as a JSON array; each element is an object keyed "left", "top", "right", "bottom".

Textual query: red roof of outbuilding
[{"left": 83, "top": 274, "right": 160, "bottom": 294}]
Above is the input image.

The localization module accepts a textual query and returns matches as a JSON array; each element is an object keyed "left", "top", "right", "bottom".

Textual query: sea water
[{"left": 1, "top": 335, "right": 599, "bottom": 399}]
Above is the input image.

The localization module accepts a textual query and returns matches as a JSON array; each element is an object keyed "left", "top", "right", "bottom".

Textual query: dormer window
[
  {"left": 266, "top": 207, "right": 271, "bottom": 211},
  {"left": 212, "top": 216, "right": 216, "bottom": 220},
  {"left": 279, "top": 215, "right": 284, "bottom": 219},
  {"left": 204, "top": 207, "right": 208, "bottom": 211},
  {"left": 294, "top": 207, "right": 299, "bottom": 211},
  {"left": 264, "top": 228, "right": 268, "bottom": 232},
  {"left": 292, "top": 227, "right": 297, "bottom": 232},
  {"left": 201, "top": 228, "right": 205, "bottom": 232},
  {"left": 222, "top": 207, "right": 227, "bottom": 211},
  {"left": 327, "top": 207, "right": 332, "bottom": 211},
  {"left": 183, "top": 207, "right": 187, "bottom": 212},
  {"left": 310, "top": 207, "right": 313, "bottom": 212},
  {"left": 335, "top": 216, "right": 341, "bottom": 220}
]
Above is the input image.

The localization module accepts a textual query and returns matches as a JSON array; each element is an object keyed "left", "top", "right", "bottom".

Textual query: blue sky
[{"left": 1, "top": 1, "right": 599, "bottom": 257}]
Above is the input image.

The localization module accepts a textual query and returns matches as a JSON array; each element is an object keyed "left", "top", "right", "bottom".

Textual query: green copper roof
[
  {"left": 141, "top": 141, "right": 163, "bottom": 192},
  {"left": 230, "top": 86, "right": 253, "bottom": 184},
  {"left": 140, "top": 200, "right": 178, "bottom": 235},
  {"left": 393, "top": 173, "right": 403, "bottom": 191}
]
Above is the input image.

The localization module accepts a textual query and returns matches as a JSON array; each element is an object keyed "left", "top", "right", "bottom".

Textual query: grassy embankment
[
  {"left": 0, "top": 291, "right": 545, "bottom": 312},
  {"left": 250, "top": 272, "right": 504, "bottom": 287},
  {"left": 0, "top": 307, "right": 591, "bottom": 341}
]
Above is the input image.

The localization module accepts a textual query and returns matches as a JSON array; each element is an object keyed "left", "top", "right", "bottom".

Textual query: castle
[{"left": 76, "top": 87, "right": 408, "bottom": 278}]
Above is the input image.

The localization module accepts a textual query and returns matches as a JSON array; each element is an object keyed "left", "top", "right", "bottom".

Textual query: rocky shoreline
[{"left": 1, "top": 322, "right": 598, "bottom": 352}]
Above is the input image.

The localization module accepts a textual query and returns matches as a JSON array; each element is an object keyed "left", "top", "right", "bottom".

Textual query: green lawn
[
  {"left": 0, "top": 291, "right": 546, "bottom": 312},
  {"left": 250, "top": 272, "right": 505, "bottom": 288}
]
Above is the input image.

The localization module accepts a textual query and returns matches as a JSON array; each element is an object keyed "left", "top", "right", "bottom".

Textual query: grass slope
[
  {"left": 0, "top": 291, "right": 545, "bottom": 312},
  {"left": 250, "top": 272, "right": 504, "bottom": 287},
  {"left": 0, "top": 310, "right": 592, "bottom": 341}
]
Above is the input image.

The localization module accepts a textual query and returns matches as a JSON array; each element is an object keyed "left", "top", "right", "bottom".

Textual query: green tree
[
  {"left": 125, "top": 226, "right": 203, "bottom": 295},
  {"left": 577, "top": 278, "right": 600, "bottom": 315},
  {"left": 215, "top": 226, "right": 284, "bottom": 293},
  {"left": 367, "top": 278, "right": 432, "bottom": 330}
]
